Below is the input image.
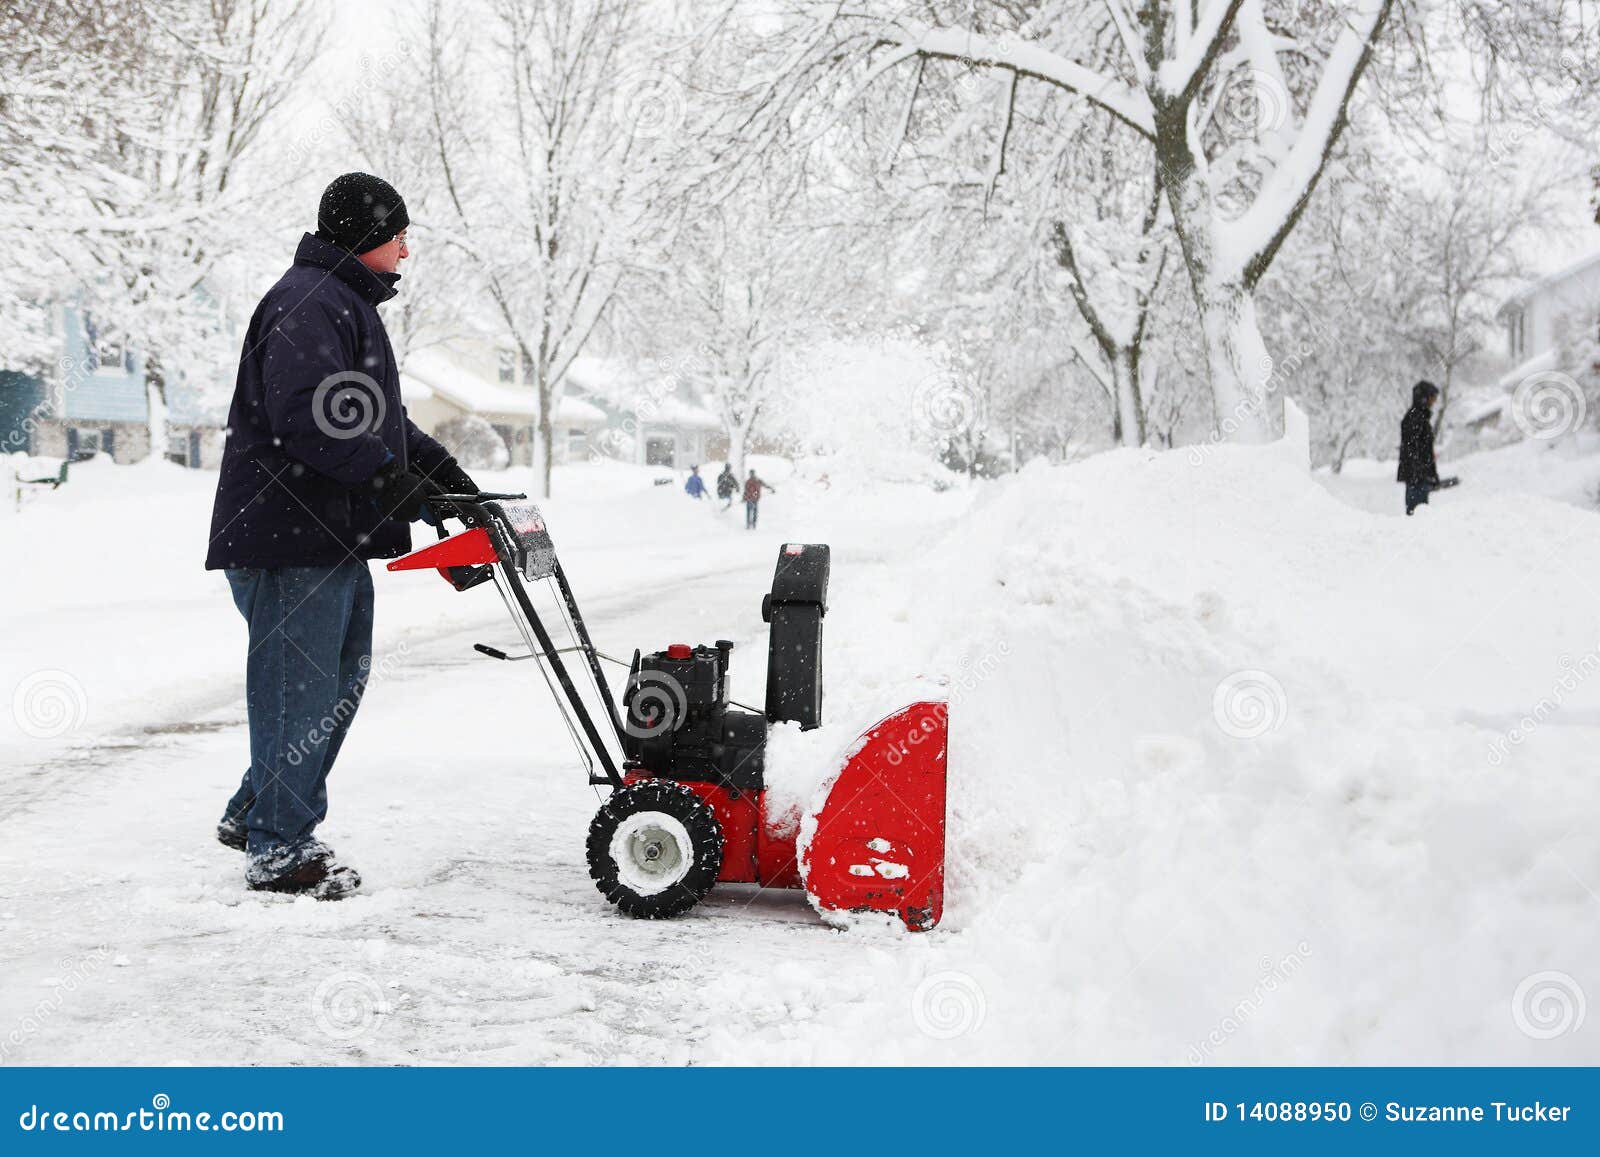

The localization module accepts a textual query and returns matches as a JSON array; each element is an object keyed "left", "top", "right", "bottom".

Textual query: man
[
  {"left": 684, "top": 464, "right": 706, "bottom": 499},
  {"left": 205, "top": 172, "right": 479, "bottom": 900},
  {"left": 715, "top": 463, "right": 737, "bottom": 509},
  {"left": 1397, "top": 380, "right": 1440, "bottom": 516},
  {"left": 743, "top": 468, "right": 773, "bottom": 530}
]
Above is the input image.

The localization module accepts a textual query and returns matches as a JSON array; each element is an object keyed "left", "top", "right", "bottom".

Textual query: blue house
[{"left": 7, "top": 298, "right": 230, "bottom": 468}]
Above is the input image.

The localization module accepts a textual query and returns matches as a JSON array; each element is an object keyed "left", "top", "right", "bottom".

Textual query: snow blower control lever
[{"left": 390, "top": 494, "right": 948, "bottom": 930}]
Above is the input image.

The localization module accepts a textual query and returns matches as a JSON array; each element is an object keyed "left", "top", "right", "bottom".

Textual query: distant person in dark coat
[
  {"left": 684, "top": 465, "right": 706, "bottom": 499},
  {"left": 1397, "top": 380, "right": 1441, "bottom": 516},
  {"left": 205, "top": 173, "right": 480, "bottom": 900},
  {"left": 715, "top": 463, "right": 737, "bottom": 508},
  {"left": 743, "top": 469, "right": 773, "bottom": 529}
]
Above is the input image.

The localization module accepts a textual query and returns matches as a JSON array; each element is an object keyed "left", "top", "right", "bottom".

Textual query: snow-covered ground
[{"left": 3, "top": 439, "right": 1600, "bottom": 1064}]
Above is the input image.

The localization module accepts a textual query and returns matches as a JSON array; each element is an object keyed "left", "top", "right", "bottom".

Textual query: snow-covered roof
[
  {"left": 1497, "top": 348, "right": 1557, "bottom": 390},
  {"left": 1457, "top": 392, "right": 1507, "bottom": 426},
  {"left": 403, "top": 348, "right": 606, "bottom": 425},
  {"left": 634, "top": 394, "right": 722, "bottom": 432},
  {"left": 1500, "top": 250, "right": 1600, "bottom": 315},
  {"left": 567, "top": 353, "right": 722, "bottom": 431}
]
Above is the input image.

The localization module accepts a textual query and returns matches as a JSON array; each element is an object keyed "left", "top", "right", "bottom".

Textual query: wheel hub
[{"left": 609, "top": 811, "right": 693, "bottom": 896}]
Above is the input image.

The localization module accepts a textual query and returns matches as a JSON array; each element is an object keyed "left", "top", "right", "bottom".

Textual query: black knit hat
[
  {"left": 316, "top": 172, "right": 409, "bottom": 254},
  {"left": 1413, "top": 380, "right": 1439, "bottom": 404}
]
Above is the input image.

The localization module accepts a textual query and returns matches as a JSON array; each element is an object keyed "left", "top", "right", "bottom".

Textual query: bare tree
[{"left": 420, "top": 0, "right": 693, "bottom": 496}]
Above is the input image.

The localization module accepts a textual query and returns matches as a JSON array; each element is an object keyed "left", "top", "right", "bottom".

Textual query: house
[
  {"left": 3, "top": 291, "right": 238, "bottom": 468},
  {"left": 27, "top": 304, "right": 152, "bottom": 464},
  {"left": 1497, "top": 249, "right": 1600, "bottom": 383},
  {"left": 564, "top": 354, "right": 726, "bottom": 469},
  {"left": 400, "top": 344, "right": 608, "bottom": 468}
]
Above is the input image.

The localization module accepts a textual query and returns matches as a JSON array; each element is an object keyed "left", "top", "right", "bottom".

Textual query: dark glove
[
  {"left": 430, "top": 457, "right": 480, "bottom": 496},
  {"left": 365, "top": 460, "right": 444, "bottom": 523}
]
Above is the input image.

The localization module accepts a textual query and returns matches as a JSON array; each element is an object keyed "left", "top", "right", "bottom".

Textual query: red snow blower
[{"left": 388, "top": 493, "right": 948, "bottom": 930}]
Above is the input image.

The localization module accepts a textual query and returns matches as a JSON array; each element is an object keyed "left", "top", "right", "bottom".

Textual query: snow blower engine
[{"left": 388, "top": 493, "right": 947, "bottom": 930}]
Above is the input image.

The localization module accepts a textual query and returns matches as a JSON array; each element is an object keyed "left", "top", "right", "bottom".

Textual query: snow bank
[{"left": 723, "top": 442, "right": 1600, "bottom": 1063}]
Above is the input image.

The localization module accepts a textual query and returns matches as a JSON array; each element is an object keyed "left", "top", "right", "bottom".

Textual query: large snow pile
[{"left": 745, "top": 442, "right": 1600, "bottom": 1063}]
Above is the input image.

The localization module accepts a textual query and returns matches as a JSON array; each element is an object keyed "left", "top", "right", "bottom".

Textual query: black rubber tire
[{"left": 587, "top": 780, "right": 724, "bottom": 918}]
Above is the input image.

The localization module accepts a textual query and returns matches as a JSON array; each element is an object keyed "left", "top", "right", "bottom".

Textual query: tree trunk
[
  {"left": 1154, "top": 107, "right": 1274, "bottom": 444},
  {"left": 1194, "top": 278, "right": 1274, "bottom": 443},
  {"left": 534, "top": 372, "right": 553, "bottom": 499},
  {"left": 146, "top": 379, "right": 167, "bottom": 463},
  {"left": 727, "top": 422, "right": 747, "bottom": 479},
  {"left": 1112, "top": 345, "right": 1145, "bottom": 447}
]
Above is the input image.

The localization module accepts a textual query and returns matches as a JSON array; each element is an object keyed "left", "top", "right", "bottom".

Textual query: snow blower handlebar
[{"left": 401, "top": 492, "right": 630, "bottom": 788}]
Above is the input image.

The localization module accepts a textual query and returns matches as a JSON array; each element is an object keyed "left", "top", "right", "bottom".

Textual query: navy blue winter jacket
[{"left": 205, "top": 233, "right": 451, "bottom": 570}]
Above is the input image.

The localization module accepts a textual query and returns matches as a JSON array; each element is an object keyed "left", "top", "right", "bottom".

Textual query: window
[
  {"left": 81, "top": 313, "right": 132, "bottom": 375},
  {"left": 497, "top": 349, "right": 515, "bottom": 384},
  {"left": 1507, "top": 310, "right": 1526, "bottom": 360},
  {"left": 67, "top": 427, "right": 101, "bottom": 461}
]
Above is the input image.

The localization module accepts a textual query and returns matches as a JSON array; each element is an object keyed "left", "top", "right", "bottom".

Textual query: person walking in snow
[
  {"left": 1397, "top": 380, "right": 1441, "bottom": 516},
  {"left": 205, "top": 172, "right": 480, "bottom": 900},
  {"left": 684, "top": 464, "right": 706, "bottom": 500},
  {"left": 715, "top": 462, "right": 737, "bottom": 509},
  {"left": 743, "top": 469, "right": 773, "bottom": 530}
]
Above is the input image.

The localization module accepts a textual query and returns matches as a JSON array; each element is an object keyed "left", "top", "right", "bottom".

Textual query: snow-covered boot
[
  {"left": 246, "top": 839, "right": 360, "bottom": 901},
  {"left": 216, "top": 817, "right": 247, "bottom": 852}
]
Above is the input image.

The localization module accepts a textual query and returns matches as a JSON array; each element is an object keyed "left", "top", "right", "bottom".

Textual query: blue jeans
[
  {"left": 745, "top": 499, "right": 758, "bottom": 529},
  {"left": 220, "top": 562, "right": 375, "bottom": 859},
  {"left": 1405, "top": 481, "right": 1431, "bottom": 515}
]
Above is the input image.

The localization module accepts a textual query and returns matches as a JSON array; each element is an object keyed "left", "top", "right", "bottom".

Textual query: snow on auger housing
[{"left": 387, "top": 493, "right": 949, "bottom": 930}]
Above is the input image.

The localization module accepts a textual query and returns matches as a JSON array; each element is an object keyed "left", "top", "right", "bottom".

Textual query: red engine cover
[{"left": 674, "top": 780, "right": 760, "bottom": 883}]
